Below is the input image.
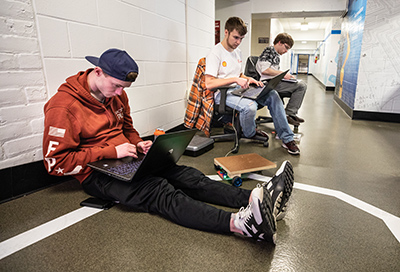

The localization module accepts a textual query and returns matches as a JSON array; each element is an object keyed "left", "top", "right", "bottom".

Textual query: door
[{"left": 297, "top": 54, "right": 309, "bottom": 74}]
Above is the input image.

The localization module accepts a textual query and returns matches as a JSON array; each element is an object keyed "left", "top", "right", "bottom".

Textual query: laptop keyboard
[{"left": 107, "top": 159, "right": 143, "bottom": 176}]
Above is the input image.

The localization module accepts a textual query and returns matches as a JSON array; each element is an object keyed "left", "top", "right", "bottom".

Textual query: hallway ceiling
[{"left": 278, "top": 17, "right": 336, "bottom": 31}]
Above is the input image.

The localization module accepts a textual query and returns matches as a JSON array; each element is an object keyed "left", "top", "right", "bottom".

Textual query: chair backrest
[{"left": 244, "top": 56, "right": 260, "bottom": 81}]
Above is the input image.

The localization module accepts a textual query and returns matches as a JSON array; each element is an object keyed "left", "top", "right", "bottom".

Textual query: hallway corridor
[{"left": 1, "top": 75, "right": 399, "bottom": 271}]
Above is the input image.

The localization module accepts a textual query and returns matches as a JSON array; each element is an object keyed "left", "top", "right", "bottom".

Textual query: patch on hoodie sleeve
[{"left": 49, "top": 126, "right": 66, "bottom": 138}]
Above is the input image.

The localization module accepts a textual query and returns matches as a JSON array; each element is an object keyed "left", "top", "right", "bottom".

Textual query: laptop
[
  {"left": 282, "top": 78, "right": 298, "bottom": 83},
  {"left": 87, "top": 129, "right": 197, "bottom": 182},
  {"left": 231, "top": 69, "right": 289, "bottom": 101}
]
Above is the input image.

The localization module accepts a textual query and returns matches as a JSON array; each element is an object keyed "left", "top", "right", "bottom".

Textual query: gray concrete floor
[{"left": 1, "top": 75, "right": 399, "bottom": 271}]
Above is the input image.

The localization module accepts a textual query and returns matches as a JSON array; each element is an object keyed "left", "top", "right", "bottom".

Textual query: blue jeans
[{"left": 215, "top": 87, "right": 294, "bottom": 143}]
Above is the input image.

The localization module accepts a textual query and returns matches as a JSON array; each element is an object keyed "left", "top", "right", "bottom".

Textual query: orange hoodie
[{"left": 42, "top": 69, "right": 143, "bottom": 183}]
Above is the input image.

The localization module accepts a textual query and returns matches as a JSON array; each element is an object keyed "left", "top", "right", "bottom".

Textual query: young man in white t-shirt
[{"left": 205, "top": 17, "right": 300, "bottom": 155}]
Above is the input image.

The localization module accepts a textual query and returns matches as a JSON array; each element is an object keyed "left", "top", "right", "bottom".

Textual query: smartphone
[{"left": 80, "top": 197, "right": 115, "bottom": 210}]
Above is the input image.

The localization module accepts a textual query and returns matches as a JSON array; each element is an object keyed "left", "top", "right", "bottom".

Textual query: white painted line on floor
[
  {"left": 0, "top": 207, "right": 102, "bottom": 260},
  {"left": 293, "top": 182, "right": 400, "bottom": 243},
  {"left": 248, "top": 173, "right": 400, "bottom": 243},
  {"left": 1, "top": 174, "right": 399, "bottom": 260}
]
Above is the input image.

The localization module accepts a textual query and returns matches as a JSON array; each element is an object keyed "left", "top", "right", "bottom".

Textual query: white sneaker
[{"left": 233, "top": 186, "right": 276, "bottom": 243}]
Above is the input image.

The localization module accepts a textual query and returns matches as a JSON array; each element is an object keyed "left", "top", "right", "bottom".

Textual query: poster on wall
[
  {"left": 215, "top": 20, "right": 220, "bottom": 44},
  {"left": 335, "top": 0, "right": 367, "bottom": 109}
]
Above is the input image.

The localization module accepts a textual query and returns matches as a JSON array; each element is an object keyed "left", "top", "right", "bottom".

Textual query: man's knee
[
  {"left": 268, "top": 90, "right": 282, "bottom": 103},
  {"left": 298, "top": 81, "right": 307, "bottom": 92},
  {"left": 244, "top": 100, "right": 258, "bottom": 116}
]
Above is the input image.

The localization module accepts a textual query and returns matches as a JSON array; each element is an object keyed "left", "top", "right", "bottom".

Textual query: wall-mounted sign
[
  {"left": 215, "top": 21, "right": 220, "bottom": 44},
  {"left": 258, "top": 37, "right": 269, "bottom": 44}
]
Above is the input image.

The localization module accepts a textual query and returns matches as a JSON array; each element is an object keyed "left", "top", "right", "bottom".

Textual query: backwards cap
[{"left": 85, "top": 48, "right": 138, "bottom": 82}]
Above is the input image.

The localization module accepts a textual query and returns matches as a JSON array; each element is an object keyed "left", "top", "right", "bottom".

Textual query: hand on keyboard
[
  {"left": 116, "top": 143, "right": 138, "bottom": 159},
  {"left": 137, "top": 140, "right": 152, "bottom": 155}
]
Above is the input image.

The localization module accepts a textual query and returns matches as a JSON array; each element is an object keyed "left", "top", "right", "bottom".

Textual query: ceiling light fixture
[
  {"left": 301, "top": 22, "right": 309, "bottom": 31},
  {"left": 301, "top": 18, "right": 308, "bottom": 31}
]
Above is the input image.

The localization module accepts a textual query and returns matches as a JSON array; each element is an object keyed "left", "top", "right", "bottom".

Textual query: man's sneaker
[
  {"left": 263, "top": 160, "right": 294, "bottom": 221},
  {"left": 289, "top": 115, "right": 305, "bottom": 123},
  {"left": 233, "top": 186, "right": 276, "bottom": 243},
  {"left": 255, "top": 129, "right": 269, "bottom": 138},
  {"left": 282, "top": 140, "right": 300, "bottom": 155},
  {"left": 246, "top": 129, "right": 269, "bottom": 141},
  {"left": 287, "top": 115, "right": 300, "bottom": 126}
]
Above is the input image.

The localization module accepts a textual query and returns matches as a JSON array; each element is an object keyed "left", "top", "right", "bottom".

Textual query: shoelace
[
  {"left": 238, "top": 203, "right": 252, "bottom": 220},
  {"left": 257, "top": 182, "right": 272, "bottom": 191}
]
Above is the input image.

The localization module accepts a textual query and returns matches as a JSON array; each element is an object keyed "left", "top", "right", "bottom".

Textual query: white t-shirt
[{"left": 205, "top": 43, "right": 243, "bottom": 86}]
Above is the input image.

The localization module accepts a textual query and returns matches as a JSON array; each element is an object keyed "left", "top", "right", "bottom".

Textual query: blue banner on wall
[{"left": 335, "top": 0, "right": 367, "bottom": 109}]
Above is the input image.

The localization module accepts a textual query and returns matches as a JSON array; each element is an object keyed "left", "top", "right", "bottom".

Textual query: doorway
[{"left": 297, "top": 54, "right": 310, "bottom": 74}]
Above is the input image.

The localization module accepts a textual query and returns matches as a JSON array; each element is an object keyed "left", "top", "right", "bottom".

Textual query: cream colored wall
[{"left": 251, "top": 19, "right": 271, "bottom": 57}]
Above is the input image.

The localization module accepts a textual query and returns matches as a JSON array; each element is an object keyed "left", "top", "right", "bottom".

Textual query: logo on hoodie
[{"left": 115, "top": 107, "right": 124, "bottom": 120}]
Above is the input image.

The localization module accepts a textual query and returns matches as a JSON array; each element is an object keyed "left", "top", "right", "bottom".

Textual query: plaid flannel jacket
[{"left": 184, "top": 57, "right": 214, "bottom": 136}]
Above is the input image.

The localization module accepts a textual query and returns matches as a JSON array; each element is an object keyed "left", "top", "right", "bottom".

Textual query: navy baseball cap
[{"left": 85, "top": 48, "right": 139, "bottom": 82}]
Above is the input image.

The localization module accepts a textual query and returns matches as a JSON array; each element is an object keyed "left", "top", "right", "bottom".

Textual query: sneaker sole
[
  {"left": 271, "top": 161, "right": 294, "bottom": 221},
  {"left": 258, "top": 187, "right": 277, "bottom": 244}
]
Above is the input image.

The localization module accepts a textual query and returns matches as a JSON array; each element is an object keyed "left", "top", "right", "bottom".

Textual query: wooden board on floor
[{"left": 214, "top": 153, "right": 276, "bottom": 178}]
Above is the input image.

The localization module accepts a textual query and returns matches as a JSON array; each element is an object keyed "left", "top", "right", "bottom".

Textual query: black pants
[{"left": 82, "top": 165, "right": 251, "bottom": 233}]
